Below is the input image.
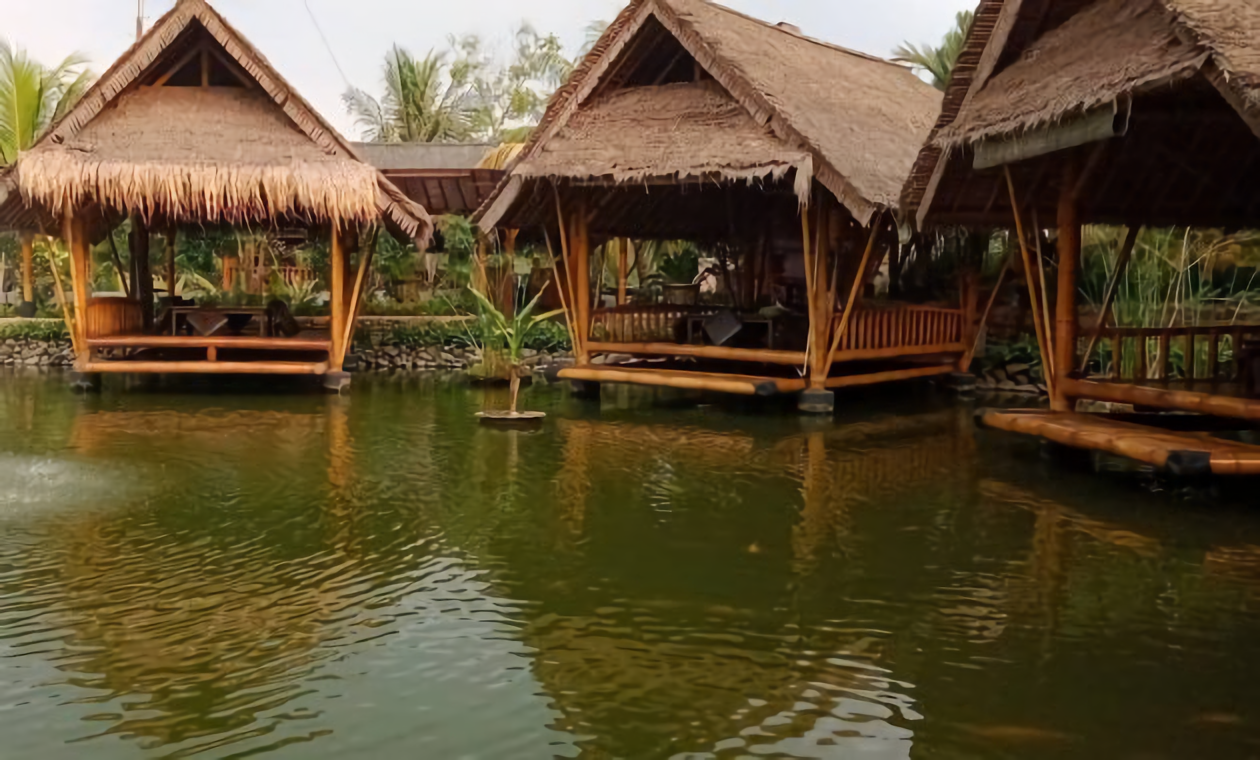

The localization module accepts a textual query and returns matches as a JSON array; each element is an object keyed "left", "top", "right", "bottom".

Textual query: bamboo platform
[
  {"left": 1063, "top": 379, "right": 1260, "bottom": 423},
  {"left": 558, "top": 365, "right": 808, "bottom": 396},
  {"left": 978, "top": 409, "right": 1260, "bottom": 476},
  {"left": 80, "top": 360, "right": 330, "bottom": 375},
  {"left": 86, "top": 335, "right": 333, "bottom": 352}
]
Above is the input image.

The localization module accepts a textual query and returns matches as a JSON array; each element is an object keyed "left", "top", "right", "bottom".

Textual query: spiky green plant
[
  {"left": 468, "top": 284, "right": 562, "bottom": 413},
  {"left": 893, "top": 11, "right": 974, "bottom": 91}
]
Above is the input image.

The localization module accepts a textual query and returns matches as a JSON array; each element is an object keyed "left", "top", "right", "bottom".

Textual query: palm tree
[
  {"left": 893, "top": 11, "right": 974, "bottom": 91},
  {"left": 0, "top": 41, "right": 93, "bottom": 165},
  {"left": 342, "top": 45, "right": 482, "bottom": 143}
]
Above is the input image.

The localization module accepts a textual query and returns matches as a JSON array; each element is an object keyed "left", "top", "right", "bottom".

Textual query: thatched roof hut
[
  {"left": 476, "top": 0, "right": 942, "bottom": 237},
  {"left": 0, "top": 0, "right": 431, "bottom": 246},
  {"left": 901, "top": 0, "right": 1260, "bottom": 230},
  {"left": 354, "top": 142, "right": 504, "bottom": 216}
]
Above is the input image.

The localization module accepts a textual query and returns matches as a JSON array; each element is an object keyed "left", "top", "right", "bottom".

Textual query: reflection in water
[{"left": 0, "top": 372, "right": 1259, "bottom": 758}]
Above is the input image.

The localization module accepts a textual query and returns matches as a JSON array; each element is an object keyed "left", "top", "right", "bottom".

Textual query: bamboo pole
[
  {"left": 165, "top": 225, "right": 177, "bottom": 299},
  {"left": 106, "top": 230, "right": 130, "bottom": 297},
  {"left": 339, "top": 228, "right": 378, "bottom": 367},
  {"left": 45, "top": 238, "right": 81, "bottom": 357},
  {"left": 1055, "top": 158, "right": 1082, "bottom": 412},
  {"left": 962, "top": 250, "right": 1014, "bottom": 370},
  {"left": 63, "top": 210, "right": 91, "bottom": 360},
  {"left": 81, "top": 360, "right": 330, "bottom": 375},
  {"left": 1004, "top": 166, "right": 1056, "bottom": 400},
  {"left": 572, "top": 197, "right": 592, "bottom": 344},
  {"left": 1032, "top": 211, "right": 1056, "bottom": 382},
  {"left": 825, "top": 364, "right": 955, "bottom": 390},
  {"left": 19, "top": 230, "right": 34, "bottom": 304},
  {"left": 584, "top": 341, "right": 807, "bottom": 365},
  {"left": 617, "top": 238, "right": 630, "bottom": 306},
  {"left": 810, "top": 203, "right": 832, "bottom": 385},
  {"left": 329, "top": 226, "right": 347, "bottom": 371},
  {"left": 800, "top": 202, "right": 816, "bottom": 379},
  {"left": 543, "top": 229, "right": 581, "bottom": 361},
  {"left": 825, "top": 215, "right": 883, "bottom": 373},
  {"left": 1079, "top": 225, "right": 1140, "bottom": 373}
]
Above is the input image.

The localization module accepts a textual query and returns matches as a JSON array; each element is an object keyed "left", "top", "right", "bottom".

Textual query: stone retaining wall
[
  {"left": 355, "top": 344, "right": 573, "bottom": 373},
  {"left": 0, "top": 338, "right": 75, "bottom": 367}
]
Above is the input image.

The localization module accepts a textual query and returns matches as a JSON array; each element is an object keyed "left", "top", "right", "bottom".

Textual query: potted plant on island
[{"left": 468, "top": 284, "right": 563, "bottom": 426}]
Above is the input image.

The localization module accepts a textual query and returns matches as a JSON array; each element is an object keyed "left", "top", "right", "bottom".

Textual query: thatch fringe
[{"left": 17, "top": 152, "right": 381, "bottom": 227}]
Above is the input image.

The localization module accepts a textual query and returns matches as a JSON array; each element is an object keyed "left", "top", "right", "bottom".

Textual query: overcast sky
[{"left": 7, "top": 0, "right": 974, "bottom": 139}]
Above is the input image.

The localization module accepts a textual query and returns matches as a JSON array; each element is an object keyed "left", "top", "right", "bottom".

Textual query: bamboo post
[
  {"left": 1004, "top": 167, "right": 1056, "bottom": 400},
  {"left": 825, "top": 216, "right": 882, "bottom": 375},
  {"left": 617, "top": 238, "right": 630, "bottom": 306},
  {"left": 544, "top": 230, "right": 580, "bottom": 360},
  {"left": 329, "top": 226, "right": 347, "bottom": 372},
  {"left": 963, "top": 251, "right": 1014, "bottom": 370},
  {"left": 572, "top": 197, "right": 592, "bottom": 346},
  {"left": 63, "top": 210, "right": 91, "bottom": 361},
  {"left": 165, "top": 225, "right": 177, "bottom": 299},
  {"left": 810, "top": 203, "right": 832, "bottom": 386},
  {"left": 1032, "top": 213, "right": 1056, "bottom": 382},
  {"left": 339, "top": 229, "right": 378, "bottom": 367},
  {"left": 1055, "top": 159, "right": 1082, "bottom": 412},
  {"left": 552, "top": 191, "right": 588, "bottom": 364},
  {"left": 1079, "top": 226, "right": 1140, "bottom": 373},
  {"left": 19, "top": 230, "right": 34, "bottom": 305},
  {"left": 129, "top": 214, "right": 153, "bottom": 330},
  {"left": 799, "top": 201, "right": 817, "bottom": 380},
  {"left": 45, "top": 238, "right": 80, "bottom": 357}
]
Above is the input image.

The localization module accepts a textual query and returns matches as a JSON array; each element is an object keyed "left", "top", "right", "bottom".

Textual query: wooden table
[{"left": 170, "top": 306, "right": 270, "bottom": 337}]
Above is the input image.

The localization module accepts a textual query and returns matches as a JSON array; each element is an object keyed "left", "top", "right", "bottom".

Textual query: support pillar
[
  {"left": 1054, "top": 160, "right": 1081, "bottom": 412},
  {"left": 572, "top": 198, "right": 591, "bottom": 353},
  {"left": 165, "top": 225, "right": 177, "bottom": 301},
  {"left": 63, "top": 210, "right": 91, "bottom": 366},
  {"left": 19, "top": 230, "right": 35, "bottom": 315},
  {"left": 129, "top": 215, "right": 153, "bottom": 331},
  {"left": 617, "top": 238, "right": 630, "bottom": 306},
  {"left": 329, "top": 226, "right": 347, "bottom": 372}
]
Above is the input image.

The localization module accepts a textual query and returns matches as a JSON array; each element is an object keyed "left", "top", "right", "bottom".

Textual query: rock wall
[
  {"left": 354, "top": 344, "right": 573, "bottom": 373},
  {"left": 0, "top": 339, "right": 75, "bottom": 367}
]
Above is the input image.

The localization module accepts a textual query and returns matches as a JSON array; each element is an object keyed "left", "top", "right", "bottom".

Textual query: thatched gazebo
[
  {"left": 903, "top": 0, "right": 1260, "bottom": 474},
  {"left": 476, "top": 0, "right": 967, "bottom": 412},
  {"left": 0, "top": 0, "right": 431, "bottom": 389}
]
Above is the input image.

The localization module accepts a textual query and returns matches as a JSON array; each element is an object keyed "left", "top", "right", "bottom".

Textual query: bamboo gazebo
[
  {"left": 903, "top": 0, "right": 1260, "bottom": 475},
  {"left": 0, "top": 0, "right": 431, "bottom": 389},
  {"left": 476, "top": 0, "right": 970, "bottom": 413}
]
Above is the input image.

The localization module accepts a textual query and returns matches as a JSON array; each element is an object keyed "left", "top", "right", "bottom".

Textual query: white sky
[{"left": 6, "top": 0, "right": 974, "bottom": 139}]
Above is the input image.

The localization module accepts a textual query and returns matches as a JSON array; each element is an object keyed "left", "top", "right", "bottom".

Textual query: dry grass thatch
[
  {"left": 1, "top": 0, "right": 430, "bottom": 244},
  {"left": 936, "top": 0, "right": 1208, "bottom": 147},
  {"left": 512, "top": 81, "right": 812, "bottom": 195},
  {"left": 902, "top": 0, "right": 1260, "bottom": 224},
  {"left": 18, "top": 87, "right": 382, "bottom": 226},
  {"left": 478, "top": 0, "right": 941, "bottom": 229}
]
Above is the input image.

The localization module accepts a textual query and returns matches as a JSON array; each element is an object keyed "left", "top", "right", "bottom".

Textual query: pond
[{"left": 1, "top": 370, "right": 1259, "bottom": 759}]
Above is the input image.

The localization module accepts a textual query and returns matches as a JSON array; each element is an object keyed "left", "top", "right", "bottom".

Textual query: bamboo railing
[
  {"left": 1083, "top": 325, "right": 1260, "bottom": 385},
  {"left": 832, "top": 304, "right": 966, "bottom": 363},
  {"left": 590, "top": 305, "right": 718, "bottom": 344}
]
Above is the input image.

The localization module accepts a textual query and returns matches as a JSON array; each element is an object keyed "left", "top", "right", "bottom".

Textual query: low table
[{"left": 170, "top": 306, "right": 270, "bottom": 337}]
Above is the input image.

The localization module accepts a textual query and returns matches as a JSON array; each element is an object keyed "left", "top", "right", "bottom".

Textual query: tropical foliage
[
  {"left": 0, "top": 40, "right": 93, "bottom": 165},
  {"left": 893, "top": 11, "right": 974, "bottom": 91}
]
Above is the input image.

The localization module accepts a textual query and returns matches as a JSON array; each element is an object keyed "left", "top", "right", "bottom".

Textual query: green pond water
[{"left": 2, "top": 370, "right": 1260, "bottom": 759}]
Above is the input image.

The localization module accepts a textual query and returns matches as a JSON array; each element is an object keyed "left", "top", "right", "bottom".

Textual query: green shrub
[{"left": 0, "top": 320, "right": 70, "bottom": 342}]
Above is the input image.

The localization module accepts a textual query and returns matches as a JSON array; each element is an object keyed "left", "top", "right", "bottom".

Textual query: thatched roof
[
  {"left": 477, "top": 0, "right": 941, "bottom": 231},
  {"left": 901, "top": 0, "right": 1260, "bottom": 229},
  {"left": 510, "top": 80, "right": 812, "bottom": 192},
  {"left": 353, "top": 143, "right": 495, "bottom": 171},
  {"left": 0, "top": 0, "right": 431, "bottom": 245},
  {"left": 354, "top": 142, "right": 504, "bottom": 216}
]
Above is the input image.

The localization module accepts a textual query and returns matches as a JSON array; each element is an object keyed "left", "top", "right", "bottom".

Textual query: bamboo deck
[
  {"left": 978, "top": 409, "right": 1260, "bottom": 476},
  {"left": 1064, "top": 379, "right": 1260, "bottom": 422},
  {"left": 558, "top": 365, "right": 808, "bottom": 396}
]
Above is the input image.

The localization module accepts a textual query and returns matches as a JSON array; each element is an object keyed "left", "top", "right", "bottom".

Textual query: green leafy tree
[
  {"left": 470, "top": 25, "right": 573, "bottom": 142},
  {"left": 893, "top": 11, "right": 974, "bottom": 91},
  {"left": 343, "top": 43, "right": 484, "bottom": 143},
  {"left": 0, "top": 41, "right": 93, "bottom": 165}
]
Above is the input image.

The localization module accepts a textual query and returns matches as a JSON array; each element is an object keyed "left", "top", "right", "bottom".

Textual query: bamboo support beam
[
  {"left": 80, "top": 360, "right": 330, "bottom": 376},
  {"left": 584, "top": 341, "right": 807, "bottom": 365},
  {"left": 825, "top": 364, "right": 956, "bottom": 390},
  {"left": 824, "top": 215, "right": 882, "bottom": 377},
  {"left": 1004, "top": 166, "right": 1056, "bottom": 401},
  {"left": 329, "top": 227, "right": 347, "bottom": 371},
  {"left": 1054, "top": 158, "right": 1082, "bottom": 412},
  {"left": 963, "top": 251, "right": 1014, "bottom": 370},
  {"left": 558, "top": 365, "right": 807, "bottom": 396},
  {"left": 165, "top": 225, "right": 177, "bottom": 298},
  {"left": 1079, "top": 225, "right": 1141, "bottom": 374},
  {"left": 46, "top": 238, "right": 80, "bottom": 357},
  {"left": 339, "top": 229, "right": 378, "bottom": 368},
  {"left": 1032, "top": 212, "right": 1056, "bottom": 382},
  {"left": 1063, "top": 378, "right": 1260, "bottom": 422},
  {"left": 617, "top": 238, "right": 630, "bottom": 306},
  {"left": 19, "top": 231, "right": 34, "bottom": 303}
]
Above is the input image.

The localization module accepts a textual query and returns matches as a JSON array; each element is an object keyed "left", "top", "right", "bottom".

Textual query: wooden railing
[
  {"left": 833, "top": 304, "right": 966, "bottom": 362},
  {"left": 84, "top": 297, "right": 145, "bottom": 339},
  {"left": 591, "top": 305, "right": 718, "bottom": 344},
  {"left": 1084, "top": 325, "right": 1260, "bottom": 384}
]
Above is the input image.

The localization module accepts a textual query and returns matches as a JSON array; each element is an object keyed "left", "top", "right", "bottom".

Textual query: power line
[{"left": 303, "top": 0, "right": 351, "bottom": 87}]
